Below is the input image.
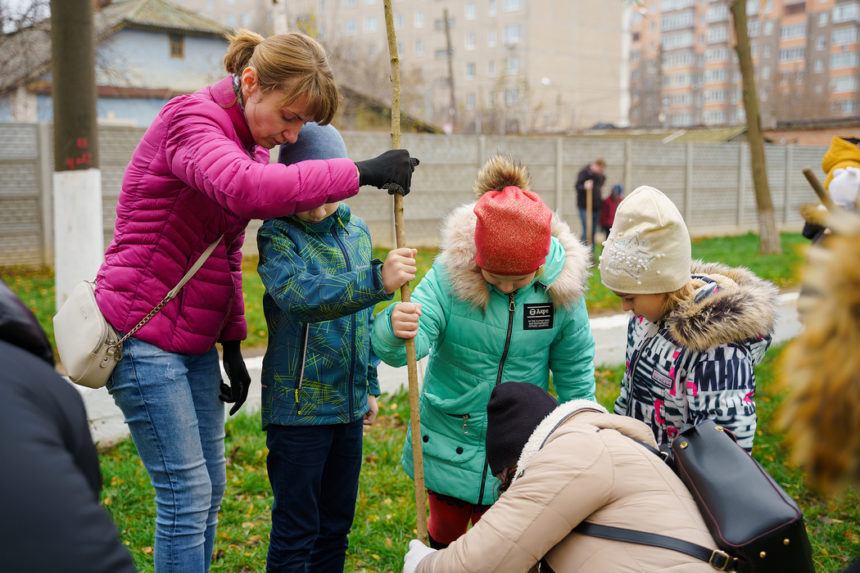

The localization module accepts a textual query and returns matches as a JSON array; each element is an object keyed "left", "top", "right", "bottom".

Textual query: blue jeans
[
  {"left": 266, "top": 420, "right": 364, "bottom": 573},
  {"left": 108, "top": 337, "right": 226, "bottom": 573},
  {"left": 578, "top": 206, "right": 600, "bottom": 246}
]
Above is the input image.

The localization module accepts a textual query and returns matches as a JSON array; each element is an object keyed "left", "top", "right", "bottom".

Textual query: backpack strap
[{"left": 573, "top": 522, "right": 744, "bottom": 572}]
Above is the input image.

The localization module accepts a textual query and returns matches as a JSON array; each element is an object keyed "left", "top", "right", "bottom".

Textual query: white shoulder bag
[{"left": 53, "top": 236, "right": 223, "bottom": 389}]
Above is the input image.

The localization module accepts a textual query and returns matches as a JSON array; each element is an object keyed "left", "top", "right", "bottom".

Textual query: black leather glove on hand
[
  {"left": 355, "top": 149, "right": 420, "bottom": 196},
  {"left": 219, "top": 340, "right": 251, "bottom": 416}
]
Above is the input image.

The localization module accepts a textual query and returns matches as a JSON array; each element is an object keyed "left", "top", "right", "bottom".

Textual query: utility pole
[
  {"left": 443, "top": 7, "right": 456, "bottom": 133},
  {"left": 730, "top": 0, "right": 781, "bottom": 254},
  {"left": 50, "top": 0, "right": 104, "bottom": 308}
]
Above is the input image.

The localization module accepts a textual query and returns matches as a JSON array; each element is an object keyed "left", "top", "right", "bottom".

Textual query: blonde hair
[
  {"left": 223, "top": 30, "right": 340, "bottom": 125},
  {"left": 662, "top": 281, "right": 695, "bottom": 314}
]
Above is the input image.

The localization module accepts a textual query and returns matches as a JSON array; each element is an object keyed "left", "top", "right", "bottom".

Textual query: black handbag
[
  {"left": 670, "top": 420, "right": 815, "bottom": 572},
  {"left": 572, "top": 421, "right": 815, "bottom": 572}
]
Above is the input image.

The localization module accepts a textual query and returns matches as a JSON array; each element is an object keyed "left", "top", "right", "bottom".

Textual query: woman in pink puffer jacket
[{"left": 95, "top": 30, "right": 418, "bottom": 573}]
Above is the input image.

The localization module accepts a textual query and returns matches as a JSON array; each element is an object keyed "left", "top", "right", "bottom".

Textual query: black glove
[
  {"left": 355, "top": 149, "right": 420, "bottom": 196},
  {"left": 219, "top": 340, "right": 251, "bottom": 416}
]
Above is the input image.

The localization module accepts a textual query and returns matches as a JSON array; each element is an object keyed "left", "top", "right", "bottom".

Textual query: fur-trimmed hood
[
  {"left": 512, "top": 400, "right": 657, "bottom": 480},
  {"left": 665, "top": 261, "right": 779, "bottom": 353},
  {"left": 437, "top": 155, "right": 591, "bottom": 309}
]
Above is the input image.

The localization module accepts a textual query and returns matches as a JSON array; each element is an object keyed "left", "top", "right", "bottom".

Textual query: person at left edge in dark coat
[{"left": 0, "top": 280, "right": 136, "bottom": 573}]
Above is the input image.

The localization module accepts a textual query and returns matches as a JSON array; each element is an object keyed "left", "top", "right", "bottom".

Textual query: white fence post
[
  {"left": 783, "top": 145, "right": 793, "bottom": 224},
  {"left": 684, "top": 143, "right": 693, "bottom": 223},
  {"left": 37, "top": 123, "right": 54, "bottom": 267},
  {"left": 554, "top": 137, "right": 563, "bottom": 216},
  {"left": 736, "top": 143, "right": 745, "bottom": 227}
]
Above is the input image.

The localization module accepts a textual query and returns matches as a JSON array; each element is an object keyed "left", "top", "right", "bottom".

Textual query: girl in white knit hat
[{"left": 599, "top": 185, "right": 779, "bottom": 451}]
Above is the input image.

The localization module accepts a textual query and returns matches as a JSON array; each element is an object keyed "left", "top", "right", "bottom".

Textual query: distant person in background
[
  {"left": 574, "top": 158, "right": 606, "bottom": 247},
  {"left": 599, "top": 184, "right": 624, "bottom": 241},
  {"left": 0, "top": 280, "right": 136, "bottom": 573}
]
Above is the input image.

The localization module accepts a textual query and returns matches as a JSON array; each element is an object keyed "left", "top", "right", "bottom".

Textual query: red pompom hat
[{"left": 473, "top": 159, "right": 552, "bottom": 275}]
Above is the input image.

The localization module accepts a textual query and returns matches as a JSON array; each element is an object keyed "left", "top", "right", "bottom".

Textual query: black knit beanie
[{"left": 486, "top": 382, "right": 558, "bottom": 476}]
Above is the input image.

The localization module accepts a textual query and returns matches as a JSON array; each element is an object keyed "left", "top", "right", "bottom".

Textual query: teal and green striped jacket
[{"left": 257, "top": 203, "right": 392, "bottom": 428}]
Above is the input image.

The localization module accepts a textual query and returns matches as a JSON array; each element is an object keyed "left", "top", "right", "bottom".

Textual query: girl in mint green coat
[{"left": 372, "top": 156, "right": 596, "bottom": 547}]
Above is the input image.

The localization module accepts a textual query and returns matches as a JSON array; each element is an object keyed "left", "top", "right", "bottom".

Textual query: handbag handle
[
  {"left": 111, "top": 235, "right": 224, "bottom": 349},
  {"left": 573, "top": 522, "right": 743, "bottom": 572}
]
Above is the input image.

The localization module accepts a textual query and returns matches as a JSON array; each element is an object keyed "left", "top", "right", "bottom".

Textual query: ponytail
[{"left": 223, "top": 29, "right": 265, "bottom": 74}]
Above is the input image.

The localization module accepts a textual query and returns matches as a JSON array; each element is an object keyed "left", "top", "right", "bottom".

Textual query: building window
[
  {"left": 833, "top": 26, "right": 859, "bottom": 45},
  {"left": 342, "top": 0, "right": 356, "bottom": 6},
  {"left": 663, "top": 9, "right": 695, "bottom": 29},
  {"left": 466, "top": 93, "right": 477, "bottom": 110},
  {"left": 434, "top": 16, "right": 455, "bottom": 31},
  {"left": 434, "top": 48, "right": 448, "bottom": 59},
  {"left": 816, "top": 36, "right": 827, "bottom": 50},
  {"left": 833, "top": 2, "right": 859, "bottom": 23},
  {"left": 662, "top": 30, "right": 694, "bottom": 49},
  {"left": 832, "top": 51, "right": 860, "bottom": 68},
  {"left": 395, "top": 14, "right": 404, "bottom": 29},
  {"left": 415, "top": 39, "right": 424, "bottom": 55},
  {"left": 364, "top": 0, "right": 375, "bottom": 4},
  {"left": 704, "top": 68, "right": 728, "bottom": 82},
  {"left": 705, "top": 46, "right": 728, "bottom": 62},
  {"left": 761, "top": 65, "right": 771, "bottom": 79},
  {"left": 705, "top": 5, "right": 727, "bottom": 23},
  {"left": 703, "top": 110, "right": 727, "bottom": 125},
  {"left": 345, "top": 18, "right": 357, "bottom": 34},
  {"left": 833, "top": 75, "right": 859, "bottom": 93},
  {"left": 763, "top": 20, "right": 774, "bottom": 35},
  {"left": 780, "top": 23, "right": 805, "bottom": 39},
  {"left": 707, "top": 25, "right": 728, "bottom": 43},
  {"left": 748, "top": 20, "right": 761, "bottom": 37},
  {"left": 504, "top": 24, "right": 521, "bottom": 44},
  {"left": 503, "top": 0, "right": 521, "bottom": 12},
  {"left": 169, "top": 33, "right": 184, "bottom": 59},
  {"left": 779, "top": 46, "right": 805, "bottom": 61},
  {"left": 784, "top": 2, "right": 805, "bottom": 16},
  {"left": 833, "top": 100, "right": 858, "bottom": 114},
  {"left": 414, "top": 11, "right": 424, "bottom": 28},
  {"left": 504, "top": 87, "right": 519, "bottom": 106},
  {"left": 488, "top": 60, "right": 496, "bottom": 75},
  {"left": 488, "top": 30, "right": 497, "bottom": 47},
  {"left": 818, "top": 12, "right": 828, "bottom": 26},
  {"left": 465, "top": 2, "right": 477, "bottom": 20},
  {"left": 364, "top": 16, "right": 378, "bottom": 33},
  {"left": 489, "top": 0, "right": 497, "bottom": 17},
  {"left": 465, "top": 31, "right": 476, "bottom": 49},
  {"left": 466, "top": 62, "right": 476, "bottom": 79},
  {"left": 814, "top": 59, "right": 824, "bottom": 72},
  {"left": 506, "top": 56, "right": 520, "bottom": 74}
]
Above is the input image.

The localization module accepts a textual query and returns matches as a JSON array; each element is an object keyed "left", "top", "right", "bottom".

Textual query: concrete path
[{"left": 78, "top": 292, "right": 801, "bottom": 448}]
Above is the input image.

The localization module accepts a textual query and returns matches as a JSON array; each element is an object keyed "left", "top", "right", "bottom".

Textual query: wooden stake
[
  {"left": 802, "top": 168, "right": 834, "bottom": 209},
  {"left": 383, "top": 0, "right": 427, "bottom": 543}
]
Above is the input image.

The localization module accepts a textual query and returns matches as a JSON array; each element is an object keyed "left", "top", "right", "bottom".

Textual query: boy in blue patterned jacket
[
  {"left": 599, "top": 186, "right": 778, "bottom": 452},
  {"left": 257, "top": 123, "right": 416, "bottom": 572}
]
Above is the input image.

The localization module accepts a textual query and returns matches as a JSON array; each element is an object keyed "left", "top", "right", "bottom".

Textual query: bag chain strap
[{"left": 106, "top": 236, "right": 224, "bottom": 359}]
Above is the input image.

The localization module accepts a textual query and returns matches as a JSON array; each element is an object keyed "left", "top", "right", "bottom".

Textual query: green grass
[
  {"left": 98, "top": 345, "right": 859, "bottom": 572},
  {"left": 1, "top": 232, "right": 807, "bottom": 351}
]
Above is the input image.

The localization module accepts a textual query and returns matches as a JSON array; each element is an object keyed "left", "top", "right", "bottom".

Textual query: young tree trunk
[
  {"left": 730, "top": 0, "right": 782, "bottom": 254},
  {"left": 383, "top": 0, "right": 428, "bottom": 543}
]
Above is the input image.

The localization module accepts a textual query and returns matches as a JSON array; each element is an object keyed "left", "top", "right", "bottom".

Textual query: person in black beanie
[{"left": 403, "top": 382, "right": 719, "bottom": 573}]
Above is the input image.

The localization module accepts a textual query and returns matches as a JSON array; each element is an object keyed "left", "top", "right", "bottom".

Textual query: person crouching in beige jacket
[{"left": 403, "top": 382, "right": 719, "bottom": 573}]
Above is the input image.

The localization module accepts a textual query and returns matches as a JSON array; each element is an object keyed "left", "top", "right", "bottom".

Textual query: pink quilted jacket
[{"left": 95, "top": 77, "right": 359, "bottom": 354}]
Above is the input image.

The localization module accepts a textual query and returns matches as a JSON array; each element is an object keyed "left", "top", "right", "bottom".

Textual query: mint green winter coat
[{"left": 372, "top": 205, "right": 596, "bottom": 506}]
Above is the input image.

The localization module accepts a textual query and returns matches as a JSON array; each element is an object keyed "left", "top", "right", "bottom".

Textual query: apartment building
[
  {"left": 278, "top": 0, "right": 627, "bottom": 133},
  {"left": 629, "top": 0, "right": 860, "bottom": 128}
]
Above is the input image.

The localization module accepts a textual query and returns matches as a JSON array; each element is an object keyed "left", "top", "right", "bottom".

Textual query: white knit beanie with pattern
[{"left": 599, "top": 185, "right": 692, "bottom": 294}]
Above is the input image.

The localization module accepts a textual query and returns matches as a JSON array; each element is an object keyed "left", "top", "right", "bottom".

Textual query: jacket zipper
[
  {"left": 331, "top": 221, "right": 357, "bottom": 421},
  {"left": 295, "top": 323, "right": 310, "bottom": 413},
  {"left": 477, "top": 292, "right": 516, "bottom": 505},
  {"left": 625, "top": 325, "right": 660, "bottom": 416}
]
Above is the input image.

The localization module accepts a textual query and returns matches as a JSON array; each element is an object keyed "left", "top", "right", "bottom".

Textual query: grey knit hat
[{"left": 278, "top": 122, "right": 347, "bottom": 165}]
